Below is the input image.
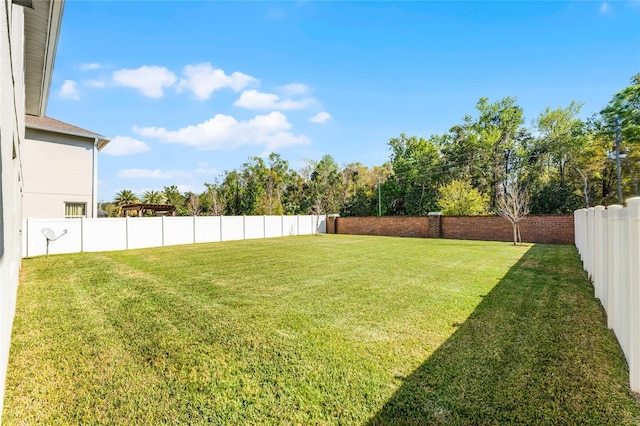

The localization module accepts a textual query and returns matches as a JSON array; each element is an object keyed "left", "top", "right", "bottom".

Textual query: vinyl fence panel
[
  {"left": 574, "top": 197, "right": 640, "bottom": 392},
  {"left": 127, "top": 217, "right": 163, "bottom": 250},
  {"left": 282, "top": 216, "right": 299, "bottom": 236},
  {"left": 22, "top": 215, "right": 326, "bottom": 258},
  {"left": 24, "top": 218, "right": 82, "bottom": 257},
  {"left": 220, "top": 216, "right": 245, "bottom": 241},
  {"left": 83, "top": 218, "right": 127, "bottom": 252},
  {"left": 163, "top": 217, "right": 195, "bottom": 246},
  {"left": 244, "top": 216, "right": 265, "bottom": 240},
  {"left": 194, "top": 216, "right": 221, "bottom": 243},
  {"left": 265, "top": 216, "right": 284, "bottom": 238},
  {"left": 628, "top": 198, "right": 640, "bottom": 390}
]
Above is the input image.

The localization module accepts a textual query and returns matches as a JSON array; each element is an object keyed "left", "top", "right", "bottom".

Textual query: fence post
[
  {"left": 593, "top": 206, "right": 606, "bottom": 301},
  {"left": 573, "top": 210, "right": 580, "bottom": 258},
  {"left": 81, "top": 217, "right": 86, "bottom": 253},
  {"left": 617, "top": 205, "right": 631, "bottom": 360},
  {"left": 607, "top": 205, "right": 623, "bottom": 330},
  {"left": 601, "top": 207, "right": 609, "bottom": 311},
  {"left": 580, "top": 209, "right": 587, "bottom": 259},
  {"left": 587, "top": 207, "right": 595, "bottom": 280},
  {"left": 25, "top": 218, "right": 30, "bottom": 258},
  {"left": 162, "top": 216, "right": 166, "bottom": 247},
  {"left": 627, "top": 197, "right": 640, "bottom": 392},
  {"left": 281, "top": 215, "right": 285, "bottom": 237},
  {"left": 125, "top": 216, "right": 130, "bottom": 250},
  {"left": 577, "top": 209, "right": 586, "bottom": 262}
]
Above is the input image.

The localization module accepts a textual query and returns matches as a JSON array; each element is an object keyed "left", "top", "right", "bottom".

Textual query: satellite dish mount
[{"left": 41, "top": 228, "right": 67, "bottom": 258}]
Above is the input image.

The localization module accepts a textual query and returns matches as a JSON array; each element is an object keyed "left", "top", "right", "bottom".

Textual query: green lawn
[{"left": 3, "top": 235, "right": 638, "bottom": 425}]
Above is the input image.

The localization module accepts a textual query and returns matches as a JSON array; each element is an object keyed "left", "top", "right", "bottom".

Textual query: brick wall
[
  {"left": 441, "top": 215, "right": 574, "bottom": 244},
  {"left": 330, "top": 215, "right": 574, "bottom": 244},
  {"left": 335, "top": 216, "right": 430, "bottom": 238}
]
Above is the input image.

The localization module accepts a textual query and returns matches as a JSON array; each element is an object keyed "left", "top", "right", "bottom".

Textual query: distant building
[{"left": 23, "top": 116, "right": 110, "bottom": 219}]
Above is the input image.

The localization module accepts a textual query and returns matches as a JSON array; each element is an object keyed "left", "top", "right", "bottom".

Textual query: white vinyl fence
[
  {"left": 22, "top": 215, "right": 326, "bottom": 258},
  {"left": 574, "top": 197, "right": 640, "bottom": 392}
]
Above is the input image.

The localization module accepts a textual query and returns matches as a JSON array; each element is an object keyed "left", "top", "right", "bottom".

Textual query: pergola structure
[{"left": 121, "top": 204, "right": 176, "bottom": 217}]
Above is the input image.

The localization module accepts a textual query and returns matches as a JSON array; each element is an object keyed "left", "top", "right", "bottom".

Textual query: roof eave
[
  {"left": 24, "top": 0, "right": 65, "bottom": 117},
  {"left": 97, "top": 138, "right": 110, "bottom": 151},
  {"left": 25, "top": 121, "right": 106, "bottom": 141},
  {"left": 38, "top": 0, "right": 64, "bottom": 117}
]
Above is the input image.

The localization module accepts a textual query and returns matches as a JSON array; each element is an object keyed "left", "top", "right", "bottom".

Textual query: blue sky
[{"left": 47, "top": 1, "right": 640, "bottom": 201}]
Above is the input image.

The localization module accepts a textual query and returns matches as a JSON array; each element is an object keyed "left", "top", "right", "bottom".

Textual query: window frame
[{"left": 64, "top": 202, "right": 87, "bottom": 219}]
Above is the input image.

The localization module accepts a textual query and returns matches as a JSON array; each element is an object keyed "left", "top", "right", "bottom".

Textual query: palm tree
[
  {"left": 113, "top": 189, "right": 139, "bottom": 216},
  {"left": 141, "top": 190, "right": 166, "bottom": 205}
]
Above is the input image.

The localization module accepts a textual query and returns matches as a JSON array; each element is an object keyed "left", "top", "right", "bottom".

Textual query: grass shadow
[{"left": 367, "top": 244, "right": 640, "bottom": 425}]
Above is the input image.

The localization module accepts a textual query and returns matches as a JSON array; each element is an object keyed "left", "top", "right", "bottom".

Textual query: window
[{"left": 65, "top": 202, "right": 86, "bottom": 218}]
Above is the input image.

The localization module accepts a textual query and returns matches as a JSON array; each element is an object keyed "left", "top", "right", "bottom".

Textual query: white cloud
[
  {"left": 234, "top": 89, "right": 315, "bottom": 110},
  {"left": 117, "top": 169, "right": 173, "bottom": 179},
  {"left": 177, "top": 62, "right": 257, "bottom": 100},
  {"left": 101, "top": 136, "right": 151, "bottom": 156},
  {"left": 599, "top": 2, "right": 612, "bottom": 13},
  {"left": 59, "top": 80, "right": 80, "bottom": 100},
  {"left": 276, "top": 83, "right": 311, "bottom": 96},
  {"left": 134, "top": 111, "right": 310, "bottom": 151},
  {"left": 309, "top": 111, "right": 332, "bottom": 124},
  {"left": 79, "top": 62, "right": 101, "bottom": 71},
  {"left": 112, "top": 66, "right": 177, "bottom": 98},
  {"left": 83, "top": 79, "right": 107, "bottom": 88}
]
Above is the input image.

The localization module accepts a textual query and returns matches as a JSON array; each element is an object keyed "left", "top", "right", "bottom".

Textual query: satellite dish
[
  {"left": 41, "top": 227, "right": 68, "bottom": 258},
  {"left": 41, "top": 228, "right": 56, "bottom": 241}
]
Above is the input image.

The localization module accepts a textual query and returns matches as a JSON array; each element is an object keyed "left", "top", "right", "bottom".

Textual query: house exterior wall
[
  {"left": 0, "top": 0, "right": 26, "bottom": 415},
  {"left": 23, "top": 128, "right": 96, "bottom": 218}
]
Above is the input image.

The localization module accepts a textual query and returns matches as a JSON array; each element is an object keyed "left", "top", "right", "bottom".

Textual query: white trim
[
  {"left": 92, "top": 138, "right": 97, "bottom": 218},
  {"left": 38, "top": 0, "right": 65, "bottom": 117}
]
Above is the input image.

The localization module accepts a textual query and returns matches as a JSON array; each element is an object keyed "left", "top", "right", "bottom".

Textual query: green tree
[
  {"left": 114, "top": 189, "right": 138, "bottom": 205},
  {"left": 438, "top": 97, "right": 525, "bottom": 211},
  {"left": 282, "top": 170, "right": 308, "bottom": 214},
  {"left": 387, "top": 133, "right": 441, "bottom": 215},
  {"left": 340, "top": 163, "right": 390, "bottom": 216},
  {"left": 203, "top": 182, "right": 225, "bottom": 215},
  {"left": 113, "top": 189, "right": 139, "bottom": 216},
  {"left": 260, "top": 153, "right": 289, "bottom": 215},
  {"left": 185, "top": 192, "right": 201, "bottom": 216},
  {"left": 239, "top": 157, "right": 267, "bottom": 214},
  {"left": 219, "top": 170, "right": 246, "bottom": 215},
  {"left": 534, "top": 101, "right": 584, "bottom": 185},
  {"left": 471, "top": 97, "right": 525, "bottom": 209},
  {"left": 601, "top": 73, "right": 640, "bottom": 197},
  {"left": 141, "top": 190, "right": 166, "bottom": 205},
  {"left": 529, "top": 182, "right": 582, "bottom": 214},
  {"left": 310, "top": 155, "right": 343, "bottom": 214},
  {"left": 163, "top": 185, "right": 187, "bottom": 216},
  {"left": 602, "top": 73, "right": 640, "bottom": 144},
  {"left": 437, "top": 180, "right": 489, "bottom": 216}
]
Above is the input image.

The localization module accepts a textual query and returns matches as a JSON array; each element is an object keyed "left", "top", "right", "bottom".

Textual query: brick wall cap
[
  {"left": 428, "top": 212, "right": 443, "bottom": 216},
  {"left": 327, "top": 214, "right": 340, "bottom": 218}
]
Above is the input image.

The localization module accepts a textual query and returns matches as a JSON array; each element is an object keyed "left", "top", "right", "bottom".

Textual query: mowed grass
[{"left": 3, "top": 235, "right": 639, "bottom": 425}]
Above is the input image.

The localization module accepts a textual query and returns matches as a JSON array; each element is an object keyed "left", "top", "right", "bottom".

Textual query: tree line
[{"left": 106, "top": 73, "right": 639, "bottom": 217}]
